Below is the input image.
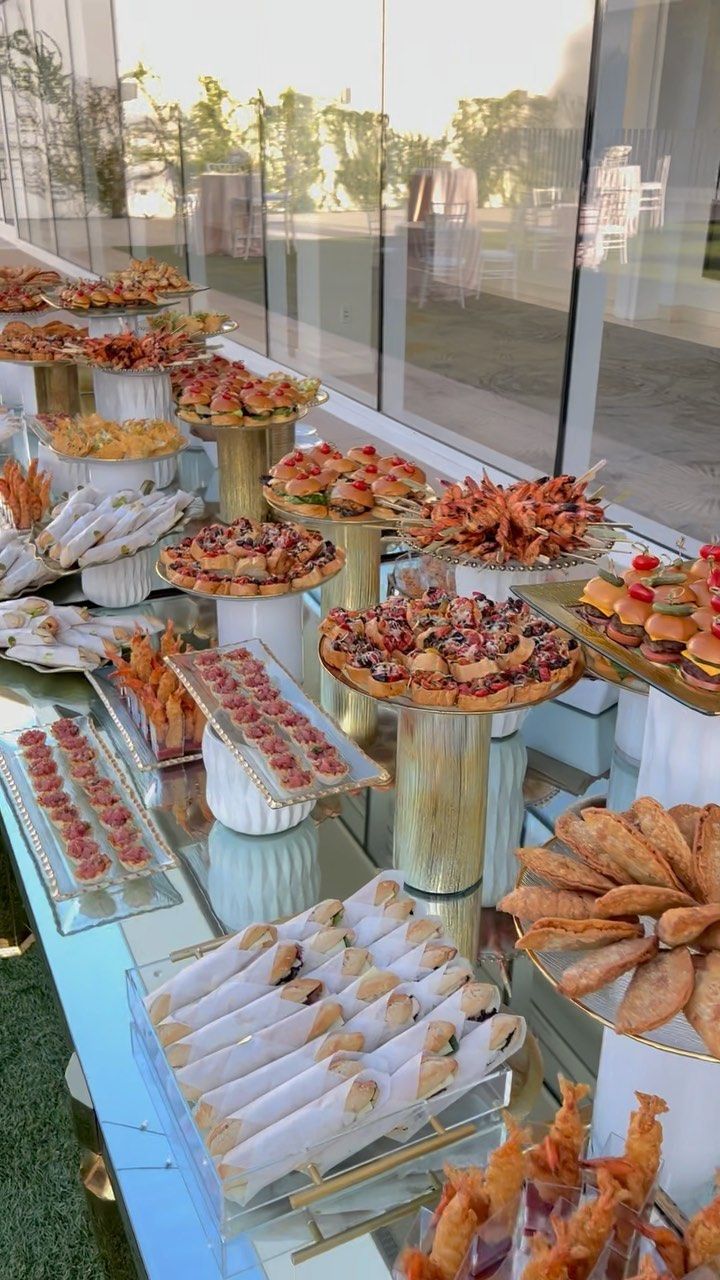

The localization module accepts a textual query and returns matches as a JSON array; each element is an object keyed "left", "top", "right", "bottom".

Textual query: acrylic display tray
[
  {"left": 0, "top": 714, "right": 176, "bottom": 900},
  {"left": 167, "top": 639, "right": 391, "bottom": 808},
  {"left": 513, "top": 578, "right": 720, "bottom": 716},
  {"left": 87, "top": 666, "right": 203, "bottom": 771},
  {"left": 127, "top": 957, "right": 511, "bottom": 1278}
]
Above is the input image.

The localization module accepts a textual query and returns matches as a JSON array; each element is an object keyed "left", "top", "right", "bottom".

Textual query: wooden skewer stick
[{"left": 576, "top": 458, "right": 607, "bottom": 487}]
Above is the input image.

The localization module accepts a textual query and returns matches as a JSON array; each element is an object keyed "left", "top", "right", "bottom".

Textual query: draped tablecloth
[{"left": 198, "top": 172, "right": 259, "bottom": 255}]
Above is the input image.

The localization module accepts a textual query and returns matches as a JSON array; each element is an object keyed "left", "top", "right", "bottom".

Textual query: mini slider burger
[
  {"left": 680, "top": 629, "right": 720, "bottom": 691},
  {"left": 640, "top": 612, "right": 697, "bottom": 665},
  {"left": 606, "top": 593, "right": 654, "bottom": 647},
  {"left": 577, "top": 575, "right": 627, "bottom": 629},
  {"left": 329, "top": 478, "right": 375, "bottom": 520},
  {"left": 279, "top": 470, "right": 328, "bottom": 518}
]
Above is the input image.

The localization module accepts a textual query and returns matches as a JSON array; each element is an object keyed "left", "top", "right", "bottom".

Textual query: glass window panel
[
  {"left": 30, "top": 0, "right": 91, "bottom": 269},
  {"left": 569, "top": 0, "right": 720, "bottom": 544},
  {"left": 112, "top": 0, "right": 267, "bottom": 353},
  {"left": 1, "top": 0, "right": 56, "bottom": 253},
  {"left": 0, "top": 11, "right": 23, "bottom": 232},
  {"left": 65, "top": 0, "right": 130, "bottom": 277},
  {"left": 381, "top": 0, "right": 594, "bottom": 474}
]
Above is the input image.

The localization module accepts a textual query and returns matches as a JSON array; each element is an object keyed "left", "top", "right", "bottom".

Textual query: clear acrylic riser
[{"left": 127, "top": 960, "right": 511, "bottom": 1278}]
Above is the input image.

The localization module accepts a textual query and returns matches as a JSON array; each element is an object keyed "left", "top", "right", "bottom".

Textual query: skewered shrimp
[
  {"left": 484, "top": 1113, "right": 530, "bottom": 1214},
  {"left": 584, "top": 1092, "right": 667, "bottom": 1210},
  {"left": 561, "top": 1168, "right": 626, "bottom": 1280},
  {"left": 685, "top": 1176, "right": 720, "bottom": 1272},
  {"left": 636, "top": 1222, "right": 687, "bottom": 1277}
]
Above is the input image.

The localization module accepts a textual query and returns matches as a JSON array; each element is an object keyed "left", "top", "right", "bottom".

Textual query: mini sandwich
[
  {"left": 680, "top": 631, "right": 720, "bottom": 691},
  {"left": 329, "top": 478, "right": 375, "bottom": 520},
  {"left": 278, "top": 473, "right": 328, "bottom": 518},
  {"left": 577, "top": 576, "right": 627, "bottom": 628},
  {"left": 640, "top": 612, "right": 698, "bottom": 665},
  {"left": 606, "top": 595, "right": 654, "bottom": 647},
  {"left": 165, "top": 977, "right": 325, "bottom": 1066}
]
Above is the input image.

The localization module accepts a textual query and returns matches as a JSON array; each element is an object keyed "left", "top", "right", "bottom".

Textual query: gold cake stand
[
  {"left": 178, "top": 408, "right": 309, "bottom": 523},
  {"left": 319, "top": 638, "right": 584, "bottom": 894},
  {"left": 267, "top": 489, "right": 433, "bottom": 747}
]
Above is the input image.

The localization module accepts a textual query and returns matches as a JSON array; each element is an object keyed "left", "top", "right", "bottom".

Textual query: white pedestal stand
[
  {"left": 595, "top": 684, "right": 720, "bottom": 1209},
  {"left": 215, "top": 593, "right": 304, "bottom": 682},
  {"left": 92, "top": 368, "right": 173, "bottom": 421},
  {"left": 606, "top": 686, "right": 647, "bottom": 810},
  {"left": 637, "top": 688, "right": 720, "bottom": 806},
  {"left": 206, "top": 815, "right": 320, "bottom": 927},
  {"left": 592, "top": 1029, "right": 720, "bottom": 1208},
  {"left": 202, "top": 729, "right": 313, "bottom": 837}
]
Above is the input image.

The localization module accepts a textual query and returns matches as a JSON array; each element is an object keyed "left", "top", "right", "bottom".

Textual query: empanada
[
  {"left": 516, "top": 917, "right": 643, "bottom": 953},
  {"left": 581, "top": 809, "right": 683, "bottom": 890},
  {"left": 558, "top": 934, "right": 658, "bottom": 998},
  {"left": 693, "top": 805, "right": 720, "bottom": 904},
  {"left": 668, "top": 804, "right": 701, "bottom": 852},
  {"left": 554, "top": 811, "right": 626, "bottom": 884},
  {"left": 684, "top": 953, "right": 720, "bottom": 1057},
  {"left": 631, "top": 797, "right": 696, "bottom": 893},
  {"left": 498, "top": 886, "right": 598, "bottom": 922},
  {"left": 657, "top": 903, "right": 720, "bottom": 947},
  {"left": 695, "top": 921, "right": 720, "bottom": 951},
  {"left": 615, "top": 947, "right": 694, "bottom": 1036},
  {"left": 595, "top": 885, "right": 695, "bottom": 920},
  {"left": 516, "top": 847, "right": 615, "bottom": 894}
]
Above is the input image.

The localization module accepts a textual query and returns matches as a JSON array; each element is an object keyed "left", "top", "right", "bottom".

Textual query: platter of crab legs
[
  {"left": 400, "top": 463, "right": 634, "bottom": 570},
  {"left": 396, "top": 1082, "right": 720, "bottom": 1280}
]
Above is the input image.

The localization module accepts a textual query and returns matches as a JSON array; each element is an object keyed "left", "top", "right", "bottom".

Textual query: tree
[
  {"left": 321, "top": 104, "right": 382, "bottom": 211},
  {"left": 183, "top": 75, "right": 244, "bottom": 174},
  {"left": 255, "top": 89, "right": 322, "bottom": 212},
  {"left": 386, "top": 128, "right": 448, "bottom": 202},
  {"left": 450, "top": 90, "right": 557, "bottom": 206}
]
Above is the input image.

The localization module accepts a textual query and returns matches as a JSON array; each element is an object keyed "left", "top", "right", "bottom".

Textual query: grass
[{"left": 0, "top": 840, "right": 136, "bottom": 1280}]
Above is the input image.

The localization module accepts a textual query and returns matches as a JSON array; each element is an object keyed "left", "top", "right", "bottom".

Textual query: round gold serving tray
[
  {"left": 184, "top": 405, "right": 308, "bottom": 443},
  {"left": 155, "top": 553, "right": 345, "bottom": 602},
  {"left": 513, "top": 852, "right": 716, "bottom": 1062},
  {"left": 42, "top": 292, "right": 174, "bottom": 320},
  {"left": 318, "top": 636, "right": 584, "bottom": 716},
  {"left": 265, "top": 486, "right": 434, "bottom": 531},
  {"left": 399, "top": 526, "right": 608, "bottom": 572}
]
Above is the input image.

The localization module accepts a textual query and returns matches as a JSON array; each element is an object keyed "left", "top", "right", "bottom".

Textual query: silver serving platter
[{"left": 0, "top": 713, "right": 177, "bottom": 900}]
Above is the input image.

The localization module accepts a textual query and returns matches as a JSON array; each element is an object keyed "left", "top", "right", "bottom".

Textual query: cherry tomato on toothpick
[
  {"left": 700, "top": 543, "right": 720, "bottom": 560},
  {"left": 628, "top": 582, "right": 655, "bottom": 603},
  {"left": 711, "top": 596, "right": 720, "bottom": 614},
  {"left": 631, "top": 551, "right": 660, "bottom": 571},
  {"left": 708, "top": 566, "right": 720, "bottom": 592}
]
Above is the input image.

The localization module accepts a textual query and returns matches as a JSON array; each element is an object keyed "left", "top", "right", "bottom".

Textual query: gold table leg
[
  {"left": 34, "top": 365, "right": 81, "bottom": 415},
  {"left": 217, "top": 429, "right": 269, "bottom": 523},
  {"left": 320, "top": 524, "right": 382, "bottom": 747},
  {"left": 393, "top": 706, "right": 491, "bottom": 894},
  {"left": 266, "top": 422, "right": 295, "bottom": 470}
]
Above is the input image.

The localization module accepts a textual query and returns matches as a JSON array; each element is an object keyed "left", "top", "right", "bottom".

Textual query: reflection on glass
[
  {"left": 382, "top": 0, "right": 594, "bottom": 474},
  {"left": 31, "top": 0, "right": 91, "bottom": 268},
  {"left": 63, "top": 0, "right": 129, "bottom": 275},
  {"left": 0, "top": 0, "right": 57, "bottom": 252},
  {"left": 575, "top": 0, "right": 720, "bottom": 542}
]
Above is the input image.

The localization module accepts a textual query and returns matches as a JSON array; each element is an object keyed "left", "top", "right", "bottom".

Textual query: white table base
[
  {"left": 215, "top": 593, "right": 304, "bottom": 682},
  {"left": 637, "top": 687, "right": 720, "bottom": 806},
  {"left": 592, "top": 1028, "right": 720, "bottom": 1207},
  {"left": 93, "top": 368, "right": 173, "bottom": 421}
]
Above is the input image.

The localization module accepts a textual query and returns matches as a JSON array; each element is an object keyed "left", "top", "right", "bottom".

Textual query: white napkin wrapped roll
[
  {"left": 194, "top": 1029, "right": 368, "bottom": 1131},
  {"left": 341, "top": 872, "right": 405, "bottom": 924},
  {"left": 386, "top": 1014, "right": 527, "bottom": 1142},
  {"left": 335, "top": 968, "right": 405, "bottom": 1020},
  {"left": 348, "top": 912, "right": 417, "bottom": 947},
  {"left": 218, "top": 1069, "right": 391, "bottom": 1205},
  {"left": 366, "top": 917, "right": 443, "bottom": 966},
  {"left": 175, "top": 996, "right": 345, "bottom": 1101},
  {"left": 343, "top": 985, "right": 421, "bottom": 1052},
  {"left": 145, "top": 924, "right": 278, "bottom": 1025},
  {"left": 156, "top": 974, "right": 279, "bottom": 1047},
  {"left": 206, "top": 1053, "right": 363, "bottom": 1158},
  {"left": 429, "top": 981, "right": 501, "bottom": 1035},
  {"left": 276, "top": 899, "right": 343, "bottom": 940},
  {"left": 290, "top": 927, "right": 357, "bottom": 977},
  {"left": 410, "top": 963, "right": 475, "bottom": 1016},
  {"left": 380, "top": 937, "right": 458, "bottom": 983},
  {"left": 221, "top": 939, "right": 303, "bottom": 990},
  {"left": 365, "top": 1011, "right": 466, "bottom": 1075},
  {"left": 307, "top": 947, "right": 374, "bottom": 993},
  {"left": 165, "top": 977, "right": 328, "bottom": 1066}
]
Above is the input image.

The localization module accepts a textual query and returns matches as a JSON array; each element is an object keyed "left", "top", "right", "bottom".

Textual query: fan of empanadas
[{"left": 502, "top": 797, "right": 720, "bottom": 1055}]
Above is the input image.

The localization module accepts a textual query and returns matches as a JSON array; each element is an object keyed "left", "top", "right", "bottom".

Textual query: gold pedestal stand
[
  {"left": 394, "top": 706, "right": 491, "bottom": 894},
  {"left": 216, "top": 428, "right": 270, "bottom": 523},
  {"left": 34, "top": 364, "right": 81, "bottom": 415},
  {"left": 320, "top": 524, "right": 383, "bottom": 747}
]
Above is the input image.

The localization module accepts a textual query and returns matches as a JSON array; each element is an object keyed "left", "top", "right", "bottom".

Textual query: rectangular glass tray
[
  {"left": 127, "top": 957, "right": 511, "bottom": 1278},
  {"left": 87, "top": 666, "right": 202, "bottom": 771},
  {"left": 513, "top": 578, "right": 720, "bottom": 716},
  {"left": 0, "top": 714, "right": 177, "bottom": 901},
  {"left": 167, "top": 639, "right": 392, "bottom": 808}
]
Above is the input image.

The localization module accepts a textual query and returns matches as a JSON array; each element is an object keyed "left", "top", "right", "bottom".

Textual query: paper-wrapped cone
[{"left": 144, "top": 922, "right": 278, "bottom": 1025}]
